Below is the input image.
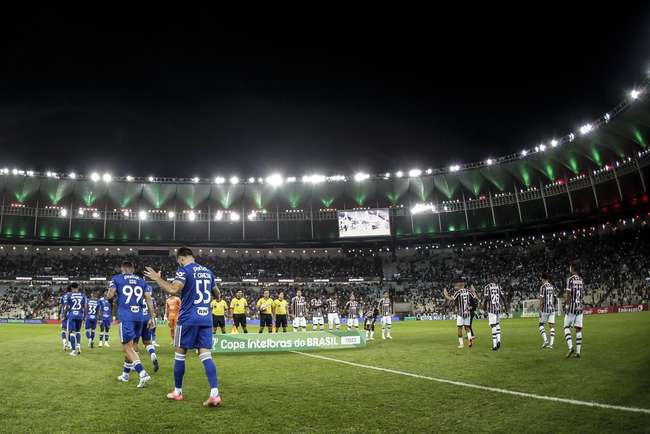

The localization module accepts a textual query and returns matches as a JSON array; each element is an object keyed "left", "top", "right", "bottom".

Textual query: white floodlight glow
[
  {"left": 539, "top": 144, "right": 546, "bottom": 152},
  {"left": 92, "top": 212, "right": 100, "bottom": 218},
  {"left": 630, "top": 89, "right": 641, "bottom": 100},
  {"left": 102, "top": 173, "right": 112, "bottom": 183},
  {"left": 60, "top": 209, "right": 68, "bottom": 217},
  {"left": 188, "top": 211, "right": 196, "bottom": 221},
  {"left": 579, "top": 123, "right": 593, "bottom": 135},
  {"left": 90, "top": 172, "right": 100, "bottom": 182},
  {"left": 486, "top": 158, "right": 494, "bottom": 166},
  {"left": 568, "top": 133, "right": 575, "bottom": 142},
  {"left": 286, "top": 176, "right": 296, "bottom": 183},
  {"left": 78, "top": 209, "right": 84, "bottom": 216},
  {"left": 354, "top": 172, "right": 369, "bottom": 182},
  {"left": 408, "top": 169, "right": 421, "bottom": 177},
  {"left": 520, "top": 150, "right": 528, "bottom": 157},
  {"left": 449, "top": 165, "right": 460, "bottom": 172},
  {"left": 550, "top": 139, "right": 558, "bottom": 147},
  {"left": 68, "top": 172, "right": 77, "bottom": 179},
  {"left": 266, "top": 173, "right": 283, "bottom": 187},
  {"left": 168, "top": 211, "right": 175, "bottom": 219},
  {"left": 123, "top": 210, "right": 130, "bottom": 217},
  {"left": 126, "top": 175, "right": 134, "bottom": 182},
  {"left": 192, "top": 177, "right": 199, "bottom": 183},
  {"left": 230, "top": 212, "right": 240, "bottom": 221},
  {"left": 229, "top": 176, "right": 239, "bottom": 185},
  {"left": 395, "top": 171, "right": 404, "bottom": 178},
  {"left": 214, "top": 176, "right": 225, "bottom": 184},
  {"left": 426, "top": 168, "right": 433, "bottom": 174},
  {"left": 214, "top": 210, "right": 223, "bottom": 221},
  {"left": 411, "top": 203, "right": 437, "bottom": 215},
  {"left": 383, "top": 172, "right": 391, "bottom": 179},
  {"left": 303, "top": 174, "right": 326, "bottom": 184},
  {"left": 248, "top": 177, "right": 255, "bottom": 183},
  {"left": 26, "top": 170, "right": 34, "bottom": 177},
  {"left": 148, "top": 176, "right": 155, "bottom": 182},
  {"left": 138, "top": 210, "right": 148, "bottom": 220}
]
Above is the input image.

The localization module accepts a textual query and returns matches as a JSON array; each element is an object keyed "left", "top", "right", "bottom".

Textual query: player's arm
[
  {"left": 442, "top": 287, "right": 454, "bottom": 302},
  {"left": 143, "top": 267, "right": 184, "bottom": 295},
  {"left": 106, "top": 281, "right": 116, "bottom": 300},
  {"left": 144, "top": 291, "right": 156, "bottom": 329},
  {"left": 164, "top": 300, "right": 169, "bottom": 321}
]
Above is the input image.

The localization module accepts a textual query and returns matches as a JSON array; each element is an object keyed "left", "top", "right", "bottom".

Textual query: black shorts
[
  {"left": 233, "top": 313, "right": 247, "bottom": 328},
  {"left": 364, "top": 319, "right": 376, "bottom": 331},
  {"left": 212, "top": 315, "right": 225, "bottom": 328},
  {"left": 275, "top": 314, "right": 288, "bottom": 328},
  {"left": 260, "top": 313, "right": 273, "bottom": 328}
]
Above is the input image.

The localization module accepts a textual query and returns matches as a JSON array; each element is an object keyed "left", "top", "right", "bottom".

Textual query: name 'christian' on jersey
[
  {"left": 565, "top": 275, "right": 585, "bottom": 314},
  {"left": 174, "top": 262, "right": 217, "bottom": 326},
  {"left": 539, "top": 282, "right": 556, "bottom": 314},
  {"left": 483, "top": 283, "right": 503, "bottom": 314},
  {"left": 110, "top": 273, "right": 147, "bottom": 322}
]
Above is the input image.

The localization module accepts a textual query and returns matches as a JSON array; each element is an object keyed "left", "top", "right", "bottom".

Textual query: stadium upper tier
[{"left": 1, "top": 87, "right": 649, "bottom": 243}]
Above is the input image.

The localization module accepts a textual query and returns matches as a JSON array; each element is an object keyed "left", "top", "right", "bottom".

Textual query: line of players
[
  {"left": 208, "top": 289, "right": 395, "bottom": 340},
  {"left": 442, "top": 261, "right": 586, "bottom": 359}
]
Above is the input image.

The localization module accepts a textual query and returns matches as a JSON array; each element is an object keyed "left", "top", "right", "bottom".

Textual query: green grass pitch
[{"left": 1, "top": 313, "right": 649, "bottom": 433}]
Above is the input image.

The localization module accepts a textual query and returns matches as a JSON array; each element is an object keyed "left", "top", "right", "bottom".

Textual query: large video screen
[{"left": 337, "top": 208, "right": 391, "bottom": 238}]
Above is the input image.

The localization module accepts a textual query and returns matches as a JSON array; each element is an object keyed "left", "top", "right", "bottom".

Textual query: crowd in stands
[{"left": 1, "top": 226, "right": 649, "bottom": 319}]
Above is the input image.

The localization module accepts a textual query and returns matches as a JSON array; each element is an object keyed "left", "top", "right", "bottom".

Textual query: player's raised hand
[{"left": 144, "top": 267, "right": 162, "bottom": 281}]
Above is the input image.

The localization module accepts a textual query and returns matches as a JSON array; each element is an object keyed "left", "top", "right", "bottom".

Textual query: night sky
[{"left": 1, "top": 6, "right": 649, "bottom": 179}]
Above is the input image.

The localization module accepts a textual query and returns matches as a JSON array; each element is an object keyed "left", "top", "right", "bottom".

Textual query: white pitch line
[{"left": 292, "top": 351, "right": 650, "bottom": 415}]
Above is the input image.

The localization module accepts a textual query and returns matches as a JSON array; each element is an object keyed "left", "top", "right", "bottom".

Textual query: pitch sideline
[{"left": 292, "top": 351, "right": 650, "bottom": 415}]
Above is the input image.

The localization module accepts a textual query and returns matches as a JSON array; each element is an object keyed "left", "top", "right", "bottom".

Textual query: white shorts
[
  {"left": 563, "top": 313, "right": 583, "bottom": 328},
  {"left": 381, "top": 315, "right": 392, "bottom": 326},
  {"left": 456, "top": 315, "right": 471, "bottom": 327},
  {"left": 312, "top": 316, "right": 324, "bottom": 325},
  {"left": 327, "top": 313, "right": 340, "bottom": 325},
  {"left": 487, "top": 313, "right": 500, "bottom": 325},
  {"left": 539, "top": 312, "right": 556, "bottom": 324},
  {"left": 292, "top": 316, "right": 306, "bottom": 328},
  {"left": 346, "top": 317, "right": 359, "bottom": 327}
]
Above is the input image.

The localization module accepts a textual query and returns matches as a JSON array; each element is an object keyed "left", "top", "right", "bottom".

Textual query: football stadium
[{"left": 2, "top": 9, "right": 650, "bottom": 434}]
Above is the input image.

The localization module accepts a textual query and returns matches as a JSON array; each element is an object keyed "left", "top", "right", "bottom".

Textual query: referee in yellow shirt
[
  {"left": 256, "top": 289, "right": 274, "bottom": 333},
  {"left": 273, "top": 292, "right": 289, "bottom": 332},
  {"left": 229, "top": 290, "right": 249, "bottom": 333},
  {"left": 210, "top": 292, "right": 228, "bottom": 334}
]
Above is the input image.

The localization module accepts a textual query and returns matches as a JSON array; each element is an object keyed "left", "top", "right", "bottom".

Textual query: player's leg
[
  {"left": 465, "top": 324, "right": 473, "bottom": 347},
  {"left": 347, "top": 317, "right": 353, "bottom": 331},
  {"left": 563, "top": 314, "right": 574, "bottom": 357},
  {"left": 490, "top": 317, "right": 498, "bottom": 350},
  {"left": 123, "top": 322, "right": 150, "bottom": 387},
  {"left": 168, "top": 328, "right": 187, "bottom": 400},
  {"left": 241, "top": 315, "right": 248, "bottom": 333},
  {"left": 301, "top": 317, "right": 307, "bottom": 332},
  {"left": 353, "top": 317, "right": 359, "bottom": 331},
  {"left": 548, "top": 314, "right": 556, "bottom": 348},
  {"left": 385, "top": 316, "right": 392, "bottom": 338},
  {"left": 104, "top": 322, "right": 110, "bottom": 347},
  {"left": 61, "top": 320, "right": 68, "bottom": 351},
  {"left": 68, "top": 320, "right": 77, "bottom": 355},
  {"left": 142, "top": 325, "right": 159, "bottom": 371},
  {"left": 495, "top": 318, "right": 501, "bottom": 346},
  {"left": 539, "top": 313, "right": 548, "bottom": 347},
  {"left": 574, "top": 315, "right": 583, "bottom": 357},
  {"left": 456, "top": 324, "right": 464, "bottom": 348},
  {"left": 197, "top": 326, "right": 221, "bottom": 407}
]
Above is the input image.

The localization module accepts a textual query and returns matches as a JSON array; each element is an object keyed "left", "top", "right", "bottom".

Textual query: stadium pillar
[
  {"left": 461, "top": 192, "right": 469, "bottom": 230},
  {"left": 538, "top": 181, "right": 548, "bottom": 219},
  {"left": 242, "top": 204, "right": 246, "bottom": 241},
  {"left": 103, "top": 203, "right": 107, "bottom": 240},
  {"left": 172, "top": 207, "right": 177, "bottom": 241},
  {"left": 409, "top": 201, "right": 414, "bottom": 234},
  {"left": 138, "top": 216, "right": 141, "bottom": 240},
  {"left": 513, "top": 186, "right": 523, "bottom": 223},
  {"left": 68, "top": 200, "right": 73, "bottom": 239},
  {"left": 309, "top": 203, "right": 314, "bottom": 239},
  {"left": 588, "top": 174, "right": 599, "bottom": 208},
  {"left": 276, "top": 205, "right": 280, "bottom": 240},
  {"left": 33, "top": 199, "right": 39, "bottom": 237},
  {"left": 612, "top": 166, "right": 623, "bottom": 201},
  {"left": 565, "top": 182, "right": 574, "bottom": 214},
  {"left": 437, "top": 209, "right": 442, "bottom": 232},
  {"left": 635, "top": 158, "right": 647, "bottom": 192},
  {"left": 488, "top": 191, "right": 496, "bottom": 226}
]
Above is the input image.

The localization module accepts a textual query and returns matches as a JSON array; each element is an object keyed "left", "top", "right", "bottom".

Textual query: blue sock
[
  {"left": 76, "top": 332, "right": 81, "bottom": 347},
  {"left": 105, "top": 332, "right": 109, "bottom": 342},
  {"left": 68, "top": 332, "right": 76, "bottom": 349},
  {"left": 199, "top": 352, "right": 218, "bottom": 388},
  {"left": 174, "top": 352, "right": 186, "bottom": 389},
  {"left": 86, "top": 330, "right": 91, "bottom": 340},
  {"left": 91, "top": 331, "right": 95, "bottom": 341},
  {"left": 61, "top": 331, "right": 66, "bottom": 340},
  {"left": 133, "top": 360, "right": 144, "bottom": 374},
  {"left": 123, "top": 362, "right": 132, "bottom": 374},
  {"left": 151, "top": 329, "right": 157, "bottom": 341}
]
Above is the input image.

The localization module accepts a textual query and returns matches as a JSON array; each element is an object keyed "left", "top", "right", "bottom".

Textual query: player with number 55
[{"left": 144, "top": 247, "right": 222, "bottom": 408}]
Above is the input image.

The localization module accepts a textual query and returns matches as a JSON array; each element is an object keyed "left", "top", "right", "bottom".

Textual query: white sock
[
  {"left": 492, "top": 326, "right": 498, "bottom": 348},
  {"left": 467, "top": 331, "right": 473, "bottom": 340},
  {"left": 175, "top": 387, "right": 182, "bottom": 395},
  {"left": 550, "top": 327, "right": 555, "bottom": 346},
  {"left": 458, "top": 337, "right": 463, "bottom": 346},
  {"left": 370, "top": 331, "right": 374, "bottom": 339},
  {"left": 210, "top": 387, "right": 219, "bottom": 397},
  {"left": 576, "top": 331, "right": 582, "bottom": 354},
  {"left": 496, "top": 325, "right": 501, "bottom": 343}
]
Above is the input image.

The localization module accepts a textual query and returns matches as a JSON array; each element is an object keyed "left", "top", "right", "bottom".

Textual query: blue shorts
[
  {"left": 67, "top": 318, "right": 83, "bottom": 333},
  {"left": 140, "top": 320, "right": 153, "bottom": 342},
  {"left": 85, "top": 318, "right": 97, "bottom": 330},
  {"left": 100, "top": 318, "right": 112, "bottom": 329},
  {"left": 174, "top": 324, "right": 213, "bottom": 350},
  {"left": 61, "top": 319, "right": 68, "bottom": 330},
  {"left": 119, "top": 320, "right": 144, "bottom": 344}
]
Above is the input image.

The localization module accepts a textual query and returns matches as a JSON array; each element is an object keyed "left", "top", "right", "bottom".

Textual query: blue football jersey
[
  {"left": 109, "top": 273, "right": 147, "bottom": 322},
  {"left": 66, "top": 292, "right": 87, "bottom": 319},
  {"left": 141, "top": 284, "right": 153, "bottom": 320},
  {"left": 86, "top": 298, "right": 99, "bottom": 320},
  {"left": 59, "top": 292, "right": 70, "bottom": 317},
  {"left": 173, "top": 262, "right": 216, "bottom": 326},
  {"left": 98, "top": 297, "right": 112, "bottom": 319}
]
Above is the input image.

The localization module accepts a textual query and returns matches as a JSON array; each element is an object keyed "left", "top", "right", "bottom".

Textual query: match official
[
  {"left": 273, "top": 292, "right": 289, "bottom": 332},
  {"left": 230, "top": 290, "right": 248, "bottom": 333},
  {"left": 211, "top": 292, "right": 228, "bottom": 334},
  {"left": 256, "top": 289, "right": 274, "bottom": 333}
]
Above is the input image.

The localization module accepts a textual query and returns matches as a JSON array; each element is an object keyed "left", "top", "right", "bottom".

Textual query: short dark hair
[
  {"left": 541, "top": 272, "right": 549, "bottom": 281},
  {"left": 121, "top": 261, "right": 134, "bottom": 269},
  {"left": 177, "top": 247, "right": 194, "bottom": 258},
  {"left": 70, "top": 282, "right": 79, "bottom": 290},
  {"left": 570, "top": 260, "right": 579, "bottom": 273}
]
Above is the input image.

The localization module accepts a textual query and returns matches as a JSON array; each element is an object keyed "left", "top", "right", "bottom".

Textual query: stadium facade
[{"left": 1, "top": 88, "right": 649, "bottom": 246}]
